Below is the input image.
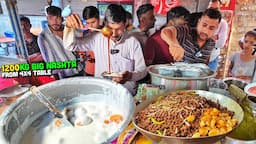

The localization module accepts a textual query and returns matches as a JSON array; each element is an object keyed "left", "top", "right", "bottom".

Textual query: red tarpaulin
[
  {"left": 150, "top": 0, "right": 180, "bottom": 15},
  {"left": 220, "top": 0, "right": 236, "bottom": 10}
]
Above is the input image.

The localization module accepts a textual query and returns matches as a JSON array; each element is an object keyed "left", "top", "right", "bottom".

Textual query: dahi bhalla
[{"left": 20, "top": 102, "right": 124, "bottom": 144}]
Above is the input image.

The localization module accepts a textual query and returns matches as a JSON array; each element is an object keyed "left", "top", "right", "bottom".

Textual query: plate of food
[{"left": 132, "top": 90, "right": 244, "bottom": 144}]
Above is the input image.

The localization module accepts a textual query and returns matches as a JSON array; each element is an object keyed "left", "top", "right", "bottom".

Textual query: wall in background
[{"left": 223, "top": 0, "right": 256, "bottom": 77}]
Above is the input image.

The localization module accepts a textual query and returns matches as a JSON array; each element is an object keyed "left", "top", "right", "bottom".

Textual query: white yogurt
[{"left": 20, "top": 102, "right": 124, "bottom": 144}]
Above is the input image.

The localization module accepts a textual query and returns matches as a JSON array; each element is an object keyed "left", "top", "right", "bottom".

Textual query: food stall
[{"left": 0, "top": 0, "right": 256, "bottom": 144}]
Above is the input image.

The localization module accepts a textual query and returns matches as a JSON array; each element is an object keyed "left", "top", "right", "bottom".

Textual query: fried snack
[
  {"left": 192, "top": 108, "right": 237, "bottom": 137},
  {"left": 135, "top": 91, "right": 237, "bottom": 137}
]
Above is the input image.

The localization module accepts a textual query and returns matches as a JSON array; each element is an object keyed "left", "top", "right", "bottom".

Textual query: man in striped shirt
[{"left": 160, "top": 8, "right": 222, "bottom": 64}]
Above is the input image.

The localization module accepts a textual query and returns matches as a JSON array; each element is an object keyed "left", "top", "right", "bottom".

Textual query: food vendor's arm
[
  {"left": 63, "top": 14, "right": 94, "bottom": 52},
  {"left": 160, "top": 26, "right": 184, "bottom": 61}
]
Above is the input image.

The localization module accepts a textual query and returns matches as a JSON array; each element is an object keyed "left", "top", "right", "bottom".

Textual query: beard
[
  {"left": 198, "top": 32, "right": 209, "bottom": 41},
  {"left": 48, "top": 24, "right": 62, "bottom": 31},
  {"left": 147, "top": 23, "right": 155, "bottom": 30}
]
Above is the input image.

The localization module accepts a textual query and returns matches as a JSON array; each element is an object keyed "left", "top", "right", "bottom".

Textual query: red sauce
[{"left": 248, "top": 86, "right": 256, "bottom": 94}]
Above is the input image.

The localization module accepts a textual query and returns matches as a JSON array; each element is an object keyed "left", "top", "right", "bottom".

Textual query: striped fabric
[
  {"left": 38, "top": 27, "right": 82, "bottom": 79},
  {"left": 176, "top": 25, "right": 215, "bottom": 64}
]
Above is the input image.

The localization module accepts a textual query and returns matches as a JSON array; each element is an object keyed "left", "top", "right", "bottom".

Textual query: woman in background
[{"left": 228, "top": 30, "right": 256, "bottom": 81}]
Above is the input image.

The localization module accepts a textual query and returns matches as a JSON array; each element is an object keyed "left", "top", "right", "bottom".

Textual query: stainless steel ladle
[{"left": 30, "top": 86, "right": 73, "bottom": 127}]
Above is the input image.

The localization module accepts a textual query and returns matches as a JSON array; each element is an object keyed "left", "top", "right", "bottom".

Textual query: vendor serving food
[{"left": 63, "top": 4, "right": 147, "bottom": 95}]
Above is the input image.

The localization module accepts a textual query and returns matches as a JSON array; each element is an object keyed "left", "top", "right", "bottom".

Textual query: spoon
[
  {"left": 30, "top": 86, "right": 73, "bottom": 127},
  {"left": 85, "top": 27, "right": 113, "bottom": 37}
]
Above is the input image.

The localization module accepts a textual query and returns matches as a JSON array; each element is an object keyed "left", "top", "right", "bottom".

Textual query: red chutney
[{"left": 248, "top": 86, "right": 256, "bottom": 94}]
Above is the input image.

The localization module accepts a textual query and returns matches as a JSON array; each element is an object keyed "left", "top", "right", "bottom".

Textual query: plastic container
[{"left": 4, "top": 31, "right": 15, "bottom": 38}]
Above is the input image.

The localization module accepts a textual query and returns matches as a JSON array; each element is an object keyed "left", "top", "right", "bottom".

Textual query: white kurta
[{"left": 63, "top": 27, "right": 147, "bottom": 94}]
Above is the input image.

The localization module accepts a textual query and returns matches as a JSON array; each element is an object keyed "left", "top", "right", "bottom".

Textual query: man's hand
[
  {"left": 112, "top": 71, "right": 132, "bottom": 84},
  {"left": 169, "top": 43, "right": 184, "bottom": 61},
  {"left": 161, "top": 26, "right": 184, "bottom": 61},
  {"left": 66, "top": 14, "right": 83, "bottom": 29}
]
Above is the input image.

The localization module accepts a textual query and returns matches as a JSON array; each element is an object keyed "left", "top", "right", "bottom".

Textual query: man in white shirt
[
  {"left": 208, "top": 0, "right": 229, "bottom": 71},
  {"left": 63, "top": 4, "right": 147, "bottom": 94}
]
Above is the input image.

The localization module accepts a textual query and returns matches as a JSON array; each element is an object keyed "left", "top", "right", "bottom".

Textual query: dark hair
[
  {"left": 82, "top": 6, "right": 99, "bottom": 20},
  {"left": 126, "top": 11, "right": 132, "bottom": 20},
  {"left": 20, "top": 16, "right": 30, "bottom": 24},
  {"left": 211, "top": 0, "right": 222, "bottom": 4},
  {"left": 105, "top": 4, "right": 126, "bottom": 23},
  {"left": 202, "top": 8, "right": 222, "bottom": 23},
  {"left": 245, "top": 30, "right": 256, "bottom": 39},
  {"left": 167, "top": 6, "right": 190, "bottom": 23},
  {"left": 46, "top": 6, "right": 62, "bottom": 16},
  {"left": 136, "top": 3, "right": 154, "bottom": 21}
]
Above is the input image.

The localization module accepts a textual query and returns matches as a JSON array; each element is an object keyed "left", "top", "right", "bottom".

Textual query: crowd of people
[{"left": 18, "top": 0, "right": 256, "bottom": 94}]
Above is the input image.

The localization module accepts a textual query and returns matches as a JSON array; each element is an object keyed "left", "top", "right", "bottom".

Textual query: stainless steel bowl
[
  {"left": 0, "top": 77, "right": 135, "bottom": 144},
  {"left": 132, "top": 90, "right": 244, "bottom": 144},
  {"left": 223, "top": 136, "right": 256, "bottom": 144},
  {"left": 148, "top": 63, "right": 215, "bottom": 92},
  {"left": 223, "top": 77, "right": 248, "bottom": 90}
]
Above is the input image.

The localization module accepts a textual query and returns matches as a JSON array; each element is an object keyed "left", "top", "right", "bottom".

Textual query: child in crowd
[{"left": 228, "top": 30, "right": 256, "bottom": 81}]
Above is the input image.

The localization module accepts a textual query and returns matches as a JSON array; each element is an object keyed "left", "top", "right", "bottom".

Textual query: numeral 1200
[{"left": 1, "top": 64, "right": 19, "bottom": 72}]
